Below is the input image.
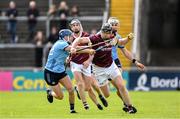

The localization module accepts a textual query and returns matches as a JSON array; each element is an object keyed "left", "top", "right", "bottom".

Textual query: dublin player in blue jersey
[
  {"left": 44, "top": 29, "right": 95, "bottom": 113},
  {"left": 111, "top": 34, "right": 124, "bottom": 70}
]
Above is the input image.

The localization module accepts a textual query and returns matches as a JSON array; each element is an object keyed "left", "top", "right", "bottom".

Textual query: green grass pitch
[{"left": 0, "top": 91, "right": 180, "bottom": 119}]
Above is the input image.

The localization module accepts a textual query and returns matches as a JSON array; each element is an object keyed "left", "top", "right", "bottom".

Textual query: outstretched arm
[
  {"left": 120, "top": 48, "right": 145, "bottom": 71},
  {"left": 120, "top": 48, "right": 133, "bottom": 61},
  {"left": 116, "top": 33, "right": 134, "bottom": 46},
  {"left": 71, "top": 37, "right": 90, "bottom": 49},
  {"left": 64, "top": 45, "right": 95, "bottom": 55}
]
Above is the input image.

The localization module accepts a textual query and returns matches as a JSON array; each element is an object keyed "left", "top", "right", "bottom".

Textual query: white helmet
[{"left": 108, "top": 17, "right": 119, "bottom": 25}]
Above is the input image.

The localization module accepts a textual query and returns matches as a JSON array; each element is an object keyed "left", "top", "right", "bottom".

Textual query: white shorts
[
  {"left": 70, "top": 61, "right": 91, "bottom": 77},
  {"left": 93, "top": 61, "right": 121, "bottom": 87}
]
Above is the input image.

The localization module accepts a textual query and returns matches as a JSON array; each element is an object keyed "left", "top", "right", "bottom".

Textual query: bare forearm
[
  {"left": 76, "top": 45, "right": 89, "bottom": 49},
  {"left": 88, "top": 55, "right": 94, "bottom": 62},
  {"left": 77, "top": 49, "right": 94, "bottom": 54},
  {"left": 118, "top": 37, "right": 129, "bottom": 46},
  {"left": 72, "top": 38, "right": 81, "bottom": 48},
  {"left": 121, "top": 48, "right": 133, "bottom": 61},
  {"left": 117, "top": 33, "right": 134, "bottom": 46},
  {"left": 72, "top": 37, "right": 90, "bottom": 48}
]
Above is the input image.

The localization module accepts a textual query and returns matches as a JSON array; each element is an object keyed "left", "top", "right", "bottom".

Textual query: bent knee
[
  {"left": 67, "top": 87, "right": 74, "bottom": 93},
  {"left": 118, "top": 85, "right": 127, "bottom": 91},
  {"left": 77, "top": 82, "right": 84, "bottom": 89},
  {"left": 104, "top": 93, "right": 110, "bottom": 98},
  {"left": 56, "top": 94, "right": 64, "bottom": 100},
  {"left": 84, "top": 86, "right": 91, "bottom": 91}
]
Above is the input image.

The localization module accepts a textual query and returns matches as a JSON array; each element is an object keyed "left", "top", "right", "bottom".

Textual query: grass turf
[{"left": 0, "top": 91, "right": 180, "bottom": 119}]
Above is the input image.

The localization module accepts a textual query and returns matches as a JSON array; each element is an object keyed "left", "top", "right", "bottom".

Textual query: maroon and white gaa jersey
[
  {"left": 71, "top": 32, "right": 90, "bottom": 64},
  {"left": 89, "top": 34, "right": 113, "bottom": 67}
]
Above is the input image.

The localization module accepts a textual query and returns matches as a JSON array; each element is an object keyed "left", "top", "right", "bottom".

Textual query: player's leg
[
  {"left": 113, "top": 58, "right": 123, "bottom": 99},
  {"left": 99, "top": 84, "right": 110, "bottom": 98},
  {"left": 110, "top": 79, "right": 129, "bottom": 112},
  {"left": 91, "top": 75, "right": 108, "bottom": 107},
  {"left": 113, "top": 75, "right": 137, "bottom": 113},
  {"left": 91, "top": 78, "right": 101, "bottom": 95},
  {"left": 83, "top": 75, "right": 103, "bottom": 110},
  {"left": 44, "top": 69, "right": 64, "bottom": 103},
  {"left": 46, "top": 84, "right": 63, "bottom": 104},
  {"left": 109, "top": 62, "right": 137, "bottom": 113},
  {"left": 71, "top": 62, "right": 89, "bottom": 110},
  {"left": 92, "top": 65, "right": 111, "bottom": 98},
  {"left": 74, "top": 85, "right": 81, "bottom": 100},
  {"left": 59, "top": 75, "right": 77, "bottom": 113},
  {"left": 73, "top": 71, "right": 89, "bottom": 109},
  {"left": 91, "top": 65, "right": 108, "bottom": 106},
  {"left": 110, "top": 79, "right": 123, "bottom": 100},
  {"left": 88, "top": 87, "right": 103, "bottom": 110},
  {"left": 113, "top": 59, "right": 129, "bottom": 111},
  {"left": 50, "top": 84, "right": 64, "bottom": 100}
]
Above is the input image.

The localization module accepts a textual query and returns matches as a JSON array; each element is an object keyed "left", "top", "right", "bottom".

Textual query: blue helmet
[{"left": 59, "top": 29, "right": 72, "bottom": 39}]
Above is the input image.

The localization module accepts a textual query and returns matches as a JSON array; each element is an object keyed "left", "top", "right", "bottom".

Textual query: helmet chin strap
[
  {"left": 67, "top": 36, "right": 73, "bottom": 44},
  {"left": 67, "top": 36, "right": 70, "bottom": 42}
]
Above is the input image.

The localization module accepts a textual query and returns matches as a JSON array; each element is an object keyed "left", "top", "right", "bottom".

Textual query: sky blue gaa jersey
[
  {"left": 45, "top": 40, "right": 69, "bottom": 73},
  {"left": 111, "top": 33, "right": 124, "bottom": 60}
]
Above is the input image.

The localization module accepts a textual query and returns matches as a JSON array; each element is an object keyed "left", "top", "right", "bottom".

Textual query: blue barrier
[{"left": 129, "top": 71, "right": 180, "bottom": 91}]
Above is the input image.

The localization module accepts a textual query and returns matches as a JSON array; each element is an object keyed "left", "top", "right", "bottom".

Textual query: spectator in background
[
  {"left": 42, "top": 26, "right": 59, "bottom": 66},
  {"left": 47, "top": 26, "right": 59, "bottom": 44},
  {"left": 33, "top": 31, "right": 45, "bottom": 47},
  {"left": 70, "top": 5, "right": 79, "bottom": 17},
  {"left": 34, "top": 31, "right": 44, "bottom": 67},
  {"left": 58, "top": 1, "right": 69, "bottom": 29},
  {"left": 47, "top": 4, "right": 57, "bottom": 17},
  {"left": 1, "top": 10, "right": 6, "bottom": 17},
  {"left": 27, "top": 1, "right": 39, "bottom": 43},
  {"left": 6, "top": 1, "right": 18, "bottom": 43}
]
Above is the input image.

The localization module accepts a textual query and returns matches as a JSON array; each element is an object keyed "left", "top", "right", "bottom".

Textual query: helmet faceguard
[
  {"left": 69, "top": 18, "right": 81, "bottom": 25},
  {"left": 108, "top": 17, "right": 120, "bottom": 25},
  {"left": 101, "top": 23, "right": 113, "bottom": 33},
  {"left": 69, "top": 18, "right": 83, "bottom": 38}
]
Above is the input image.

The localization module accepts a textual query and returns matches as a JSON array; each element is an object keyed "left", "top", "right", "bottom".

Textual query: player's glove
[
  {"left": 110, "top": 38, "right": 118, "bottom": 46},
  {"left": 88, "top": 49, "right": 96, "bottom": 55},
  {"left": 70, "top": 47, "right": 77, "bottom": 54},
  {"left": 127, "top": 33, "right": 134, "bottom": 40}
]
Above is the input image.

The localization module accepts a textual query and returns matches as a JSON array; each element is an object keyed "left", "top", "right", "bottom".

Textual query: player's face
[
  {"left": 111, "top": 23, "right": 120, "bottom": 31},
  {"left": 101, "top": 32, "right": 112, "bottom": 40},
  {"left": 70, "top": 23, "right": 81, "bottom": 34},
  {"left": 64, "top": 35, "right": 74, "bottom": 43}
]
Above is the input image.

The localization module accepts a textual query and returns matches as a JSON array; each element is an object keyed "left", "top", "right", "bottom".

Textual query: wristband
[{"left": 132, "top": 59, "right": 136, "bottom": 63}]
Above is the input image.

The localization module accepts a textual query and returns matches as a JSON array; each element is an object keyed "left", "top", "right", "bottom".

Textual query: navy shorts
[
  {"left": 114, "top": 58, "right": 122, "bottom": 68},
  {"left": 44, "top": 69, "right": 67, "bottom": 86}
]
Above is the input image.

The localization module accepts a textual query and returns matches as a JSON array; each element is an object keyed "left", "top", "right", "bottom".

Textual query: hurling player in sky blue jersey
[{"left": 44, "top": 29, "right": 95, "bottom": 113}]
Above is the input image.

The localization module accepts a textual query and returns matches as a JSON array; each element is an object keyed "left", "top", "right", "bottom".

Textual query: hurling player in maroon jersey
[
  {"left": 71, "top": 23, "right": 145, "bottom": 113},
  {"left": 107, "top": 17, "right": 145, "bottom": 113},
  {"left": 69, "top": 19, "right": 105, "bottom": 110}
]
